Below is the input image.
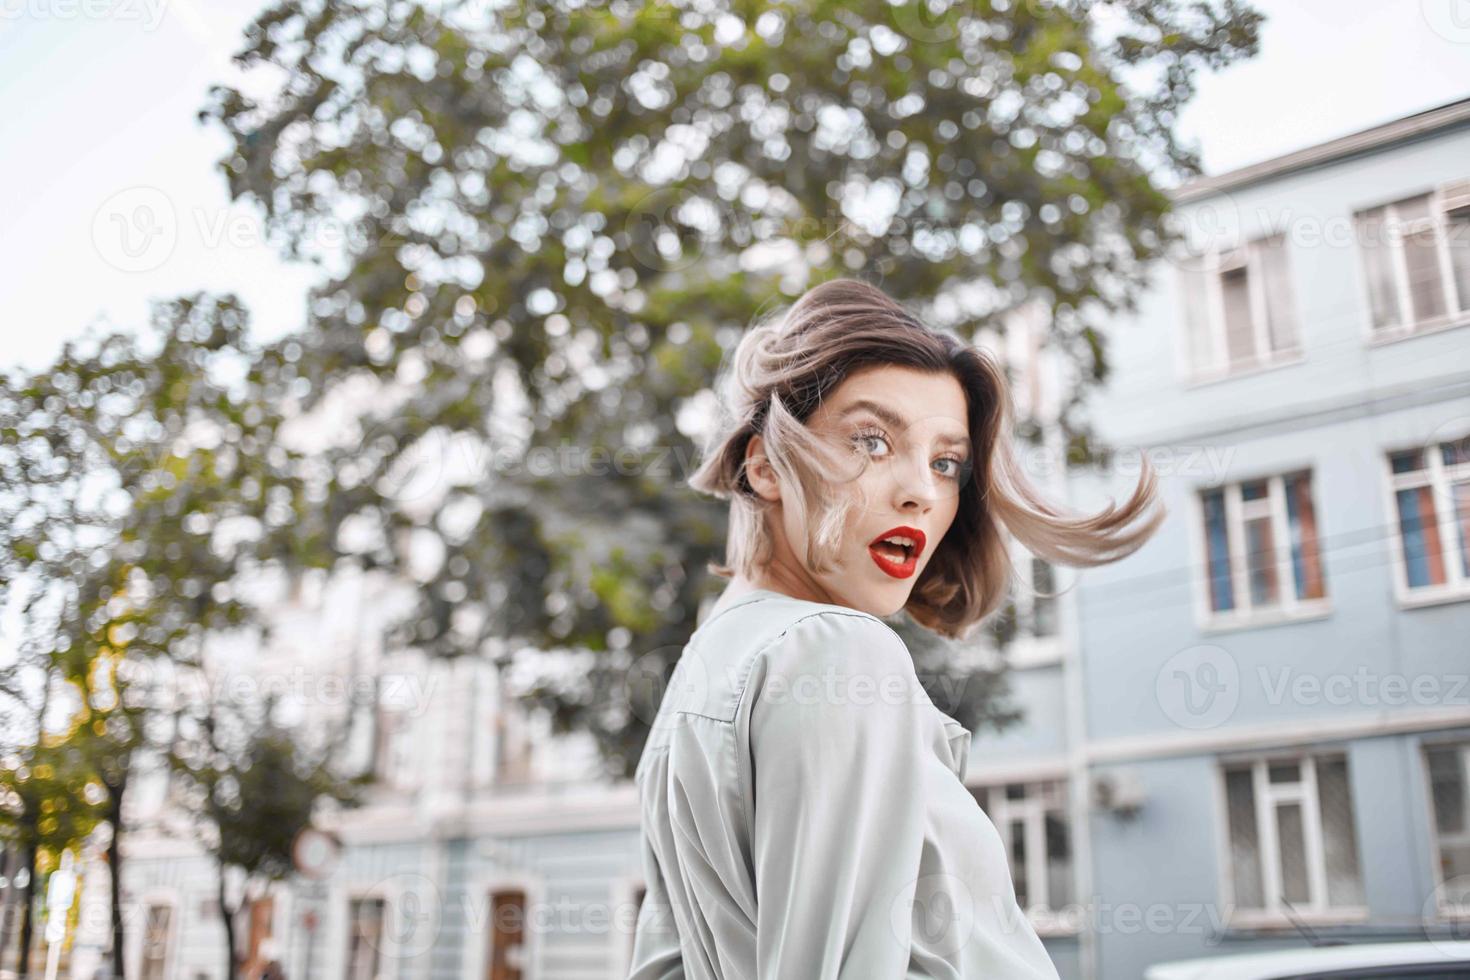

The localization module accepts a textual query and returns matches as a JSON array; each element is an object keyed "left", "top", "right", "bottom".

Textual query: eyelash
[{"left": 850, "top": 426, "right": 970, "bottom": 480}]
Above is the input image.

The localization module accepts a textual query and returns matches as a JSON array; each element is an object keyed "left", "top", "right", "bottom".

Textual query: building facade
[{"left": 1033, "top": 94, "right": 1470, "bottom": 978}]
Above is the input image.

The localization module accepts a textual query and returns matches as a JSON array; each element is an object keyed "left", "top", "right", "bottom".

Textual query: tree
[
  {"left": 192, "top": 0, "right": 1261, "bottom": 778},
  {"left": 168, "top": 688, "right": 366, "bottom": 980},
  {"left": 0, "top": 680, "right": 105, "bottom": 979},
  {"left": 0, "top": 294, "right": 334, "bottom": 976}
]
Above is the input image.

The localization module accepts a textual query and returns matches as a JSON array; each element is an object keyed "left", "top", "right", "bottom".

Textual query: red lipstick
[{"left": 868, "top": 525, "right": 926, "bottom": 579}]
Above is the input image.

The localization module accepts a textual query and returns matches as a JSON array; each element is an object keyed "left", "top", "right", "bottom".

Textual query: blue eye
[
  {"left": 850, "top": 428, "right": 890, "bottom": 455},
  {"left": 935, "top": 456, "right": 972, "bottom": 481}
]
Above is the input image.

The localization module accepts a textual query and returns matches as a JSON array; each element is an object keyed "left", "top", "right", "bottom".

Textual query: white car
[{"left": 1144, "top": 940, "right": 1470, "bottom": 979}]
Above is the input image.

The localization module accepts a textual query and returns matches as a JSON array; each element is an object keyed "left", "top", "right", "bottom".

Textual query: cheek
[{"left": 845, "top": 468, "right": 883, "bottom": 514}]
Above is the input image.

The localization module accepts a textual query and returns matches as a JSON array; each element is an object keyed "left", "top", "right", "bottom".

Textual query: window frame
[
  {"left": 344, "top": 893, "right": 390, "bottom": 980},
  {"left": 458, "top": 870, "right": 546, "bottom": 980},
  {"left": 1005, "top": 550, "right": 1064, "bottom": 668},
  {"left": 1421, "top": 738, "right": 1470, "bottom": 920},
  {"left": 1191, "top": 469, "right": 1333, "bottom": 632},
  {"left": 1214, "top": 752, "right": 1368, "bottom": 928},
  {"left": 1176, "top": 230, "right": 1304, "bottom": 384},
  {"left": 968, "top": 777, "right": 1076, "bottom": 933},
  {"left": 1354, "top": 180, "right": 1470, "bottom": 344},
  {"left": 1382, "top": 438, "right": 1470, "bottom": 609},
  {"left": 135, "top": 894, "right": 179, "bottom": 980},
  {"left": 373, "top": 698, "right": 421, "bottom": 790}
]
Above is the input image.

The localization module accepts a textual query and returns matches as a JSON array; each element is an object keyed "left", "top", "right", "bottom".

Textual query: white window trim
[
  {"left": 970, "top": 779, "right": 1075, "bottom": 933},
  {"left": 1383, "top": 439, "right": 1470, "bottom": 609},
  {"left": 1179, "top": 345, "right": 1305, "bottom": 390},
  {"left": 374, "top": 700, "right": 421, "bottom": 791},
  {"left": 327, "top": 880, "right": 412, "bottom": 980},
  {"left": 129, "top": 890, "right": 180, "bottom": 980},
  {"left": 1191, "top": 472, "right": 1333, "bottom": 633},
  {"left": 1356, "top": 183, "right": 1470, "bottom": 345},
  {"left": 1422, "top": 740, "right": 1470, "bottom": 919},
  {"left": 1178, "top": 233, "right": 1304, "bottom": 384},
  {"left": 1215, "top": 753, "right": 1368, "bottom": 927}
]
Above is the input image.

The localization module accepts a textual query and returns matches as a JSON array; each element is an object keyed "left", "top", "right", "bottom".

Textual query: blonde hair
[{"left": 687, "top": 277, "right": 1165, "bottom": 640}]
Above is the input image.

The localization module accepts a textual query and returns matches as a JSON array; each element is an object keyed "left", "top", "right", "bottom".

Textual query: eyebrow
[{"left": 837, "top": 399, "right": 970, "bottom": 450}]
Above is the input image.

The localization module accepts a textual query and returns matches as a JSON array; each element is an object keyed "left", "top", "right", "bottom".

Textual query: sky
[{"left": 0, "top": 0, "right": 1467, "bottom": 373}]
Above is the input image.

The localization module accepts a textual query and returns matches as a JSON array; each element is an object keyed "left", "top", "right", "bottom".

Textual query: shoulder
[
  {"left": 750, "top": 605, "right": 921, "bottom": 702},
  {"left": 743, "top": 608, "right": 933, "bottom": 774},
  {"left": 761, "top": 605, "right": 909, "bottom": 660}
]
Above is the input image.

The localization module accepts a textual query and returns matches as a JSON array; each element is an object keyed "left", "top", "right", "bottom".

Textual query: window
[
  {"left": 988, "top": 553, "right": 1061, "bottom": 665},
  {"left": 486, "top": 888, "right": 527, "bottom": 980},
  {"left": 1221, "top": 754, "right": 1365, "bottom": 918},
  {"left": 1198, "top": 470, "right": 1328, "bottom": 626},
  {"left": 242, "top": 896, "right": 275, "bottom": 980},
  {"left": 495, "top": 689, "right": 536, "bottom": 785},
  {"left": 1354, "top": 179, "right": 1470, "bottom": 336},
  {"left": 970, "top": 779, "right": 1074, "bottom": 923},
  {"left": 1177, "top": 231, "right": 1301, "bottom": 379},
  {"left": 373, "top": 701, "right": 418, "bottom": 789},
  {"left": 1426, "top": 742, "right": 1470, "bottom": 915},
  {"left": 345, "top": 896, "right": 386, "bottom": 980},
  {"left": 1387, "top": 438, "right": 1470, "bottom": 603},
  {"left": 139, "top": 903, "right": 173, "bottom": 980},
  {"left": 1028, "top": 557, "right": 1060, "bottom": 639}
]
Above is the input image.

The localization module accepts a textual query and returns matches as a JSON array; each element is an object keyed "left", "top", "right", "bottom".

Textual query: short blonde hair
[{"left": 687, "top": 277, "right": 1165, "bottom": 640}]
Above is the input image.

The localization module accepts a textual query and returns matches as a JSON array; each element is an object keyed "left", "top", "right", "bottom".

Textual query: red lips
[{"left": 867, "top": 525, "right": 926, "bottom": 579}]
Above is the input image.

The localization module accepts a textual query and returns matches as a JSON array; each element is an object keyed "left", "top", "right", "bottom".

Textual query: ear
[{"left": 744, "top": 433, "right": 781, "bottom": 502}]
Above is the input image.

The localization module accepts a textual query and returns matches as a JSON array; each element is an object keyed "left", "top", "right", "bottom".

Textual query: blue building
[{"left": 972, "top": 94, "right": 1470, "bottom": 980}]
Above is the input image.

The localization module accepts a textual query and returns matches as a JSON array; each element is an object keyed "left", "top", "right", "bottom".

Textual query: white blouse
[{"left": 628, "top": 588, "right": 1060, "bottom": 979}]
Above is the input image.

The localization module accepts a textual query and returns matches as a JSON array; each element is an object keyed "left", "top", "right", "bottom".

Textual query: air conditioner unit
[{"left": 1092, "top": 768, "right": 1146, "bottom": 819}]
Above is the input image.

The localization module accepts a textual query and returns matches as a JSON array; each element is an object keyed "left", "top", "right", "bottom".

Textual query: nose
[{"left": 893, "top": 449, "right": 942, "bottom": 513}]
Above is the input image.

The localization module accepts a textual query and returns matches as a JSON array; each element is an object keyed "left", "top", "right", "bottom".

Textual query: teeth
[{"left": 879, "top": 535, "right": 915, "bottom": 549}]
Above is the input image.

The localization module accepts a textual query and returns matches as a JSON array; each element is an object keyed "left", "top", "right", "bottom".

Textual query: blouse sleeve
[
  {"left": 627, "top": 821, "right": 687, "bottom": 980},
  {"left": 748, "top": 611, "right": 929, "bottom": 979}
]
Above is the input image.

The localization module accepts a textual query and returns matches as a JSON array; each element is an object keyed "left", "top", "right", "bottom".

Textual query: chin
[{"left": 871, "top": 586, "right": 912, "bottom": 618}]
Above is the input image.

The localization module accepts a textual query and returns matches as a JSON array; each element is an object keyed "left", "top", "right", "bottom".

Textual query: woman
[{"left": 628, "top": 278, "right": 1163, "bottom": 979}]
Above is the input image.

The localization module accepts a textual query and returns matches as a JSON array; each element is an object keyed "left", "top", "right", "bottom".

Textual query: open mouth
[{"left": 867, "top": 525, "right": 926, "bottom": 579}]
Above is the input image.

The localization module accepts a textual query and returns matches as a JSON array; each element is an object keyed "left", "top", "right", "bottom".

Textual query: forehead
[{"left": 818, "top": 364, "right": 970, "bottom": 435}]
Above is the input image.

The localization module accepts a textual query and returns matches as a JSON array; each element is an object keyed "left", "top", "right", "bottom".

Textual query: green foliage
[
  {"left": 0, "top": 739, "right": 103, "bottom": 863},
  {"left": 0, "top": 295, "right": 351, "bottom": 972},
  {"left": 206, "top": 0, "right": 1257, "bottom": 777},
  {"left": 171, "top": 692, "right": 366, "bottom": 883},
  {"left": 2, "top": 0, "right": 1263, "bottom": 788}
]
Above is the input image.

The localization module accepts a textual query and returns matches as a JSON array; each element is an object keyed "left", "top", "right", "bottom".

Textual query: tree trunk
[
  {"left": 108, "top": 783, "right": 127, "bottom": 980},
  {"left": 218, "top": 863, "right": 238, "bottom": 980},
  {"left": 0, "top": 845, "right": 17, "bottom": 972},
  {"left": 16, "top": 839, "right": 36, "bottom": 980}
]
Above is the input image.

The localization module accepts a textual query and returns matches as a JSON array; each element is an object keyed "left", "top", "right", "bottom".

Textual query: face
[{"left": 744, "top": 364, "right": 972, "bottom": 617}]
